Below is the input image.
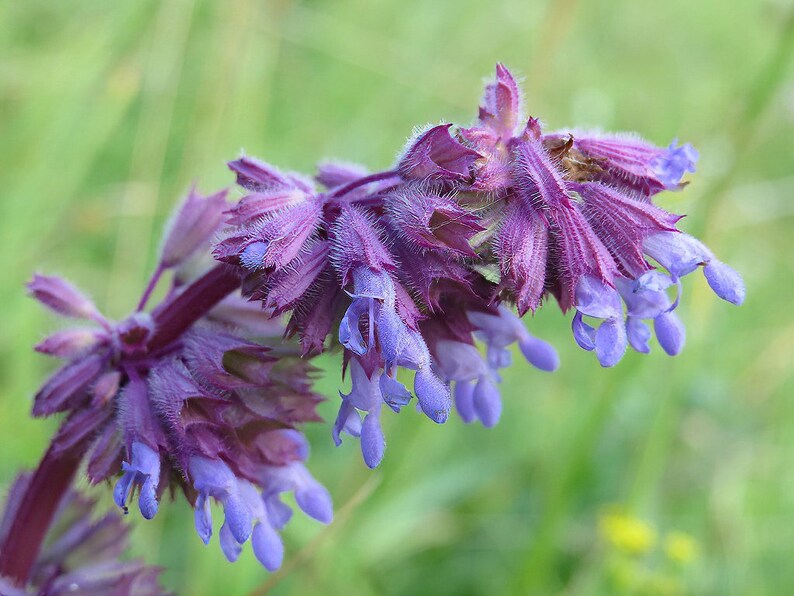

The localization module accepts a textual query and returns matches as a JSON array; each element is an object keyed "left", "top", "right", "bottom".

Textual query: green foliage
[{"left": 1, "top": 1, "right": 792, "bottom": 593}]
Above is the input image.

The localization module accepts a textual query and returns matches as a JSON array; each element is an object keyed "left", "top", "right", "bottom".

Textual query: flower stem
[
  {"left": 137, "top": 263, "right": 166, "bottom": 312},
  {"left": 147, "top": 263, "right": 240, "bottom": 351},
  {"left": 0, "top": 443, "right": 83, "bottom": 584},
  {"left": 329, "top": 170, "right": 399, "bottom": 199}
]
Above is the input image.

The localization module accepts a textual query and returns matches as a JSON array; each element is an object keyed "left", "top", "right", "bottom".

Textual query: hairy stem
[
  {"left": 148, "top": 263, "right": 241, "bottom": 351},
  {"left": 0, "top": 443, "right": 83, "bottom": 584},
  {"left": 329, "top": 170, "right": 399, "bottom": 199},
  {"left": 137, "top": 263, "right": 166, "bottom": 312}
]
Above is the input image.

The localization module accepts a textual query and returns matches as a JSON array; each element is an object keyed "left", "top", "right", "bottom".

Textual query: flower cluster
[
  {"left": 214, "top": 63, "right": 743, "bottom": 467},
  {"left": 24, "top": 187, "right": 332, "bottom": 573},
  {"left": 1, "top": 63, "right": 745, "bottom": 590}
]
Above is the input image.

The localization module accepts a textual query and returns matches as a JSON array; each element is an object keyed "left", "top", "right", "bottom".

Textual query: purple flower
[
  {"left": 260, "top": 460, "right": 334, "bottom": 526},
  {"left": 643, "top": 231, "right": 745, "bottom": 305},
  {"left": 333, "top": 267, "right": 450, "bottom": 465},
  {"left": 433, "top": 340, "right": 500, "bottom": 426},
  {"left": 654, "top": 311, "right": 686, "bottom": 356},
  {"left": 335, "top": 361, "right": 387, "bottom": 468},
  {"left": 182, "top": 427, "right": 332, "bottom": 567},
  {"left": 114, "top": 441, "right": 161, "bottom": 519},
  {"left": 468, "top": 306, "right": 560, "bottom": 374},
  {"left": 651, "top": 140, "right": 699, "bottom": 189},
  {"left": 235, "top": 480, "right": 283, "bottom": 571},
  {"left": 552, "top": 132, "right": 699, "bottom": 196},
  {"left": 571, "top": 276, "right": 627, "bottom": 367},
  {"left": 426, "top": 305, "right": 558, "bottom": 427},
  {"left": 190, "top": 456, "right": 253, "bottom": 545}
]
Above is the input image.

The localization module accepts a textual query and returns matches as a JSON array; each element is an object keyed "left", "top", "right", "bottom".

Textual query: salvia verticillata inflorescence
[
  {"left": 214, "top": 63, "right": 743, "bottom": 462},
  {"left": 1, "top": 64, "right": 744, "bottom": 588},
  {"left": 21, "top": 190, "right": 333, "bottom": 574}
]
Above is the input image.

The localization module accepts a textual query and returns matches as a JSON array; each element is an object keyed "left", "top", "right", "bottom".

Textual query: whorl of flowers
[
  {"left": 0, "top": 64, "right": 743, "bottom": 589},
  {"left": 214, "top": 63, "right": 743, "bottom": 467},
  {"left": 22, "top": 188, "right": 332, "bottom": 574}
]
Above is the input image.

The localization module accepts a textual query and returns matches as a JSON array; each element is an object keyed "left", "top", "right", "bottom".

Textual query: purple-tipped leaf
[
  {"left": 594, "top": 318, "right": 627, "bottom": 367},
  {"left": 472, "top": 377, "right": 502, "bottom": 427},
  {"left": 360, "top": 413, "right": 385, "bottom": 468},
  {"left": 414, "top": 368, "right": 450, "bottom": 423}
]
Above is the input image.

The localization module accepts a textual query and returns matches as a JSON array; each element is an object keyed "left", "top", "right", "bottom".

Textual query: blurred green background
[{"left": 2, "top": 0, "right": 793, "bottom": 594}]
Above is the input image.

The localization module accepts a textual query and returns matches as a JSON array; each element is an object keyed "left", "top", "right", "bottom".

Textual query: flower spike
[{"left": 4, "top": 64, "right": 744, "bottom": 585}]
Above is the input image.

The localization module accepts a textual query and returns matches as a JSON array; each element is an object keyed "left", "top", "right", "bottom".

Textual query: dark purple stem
[
  {"left": 348, "top": 184, "right": 401, "bottom": 208},
  {"left": 148, "top": 263, "right": 241, "bottom": 351},
  {"left": 137, "top": 263, "right": 166, "bottom": 312},
  {"left": 0, "top": 443, "right": 83, "bottom": 584},
  {"left": 329, "top": 170, "right": 400, "bottom": 199}
]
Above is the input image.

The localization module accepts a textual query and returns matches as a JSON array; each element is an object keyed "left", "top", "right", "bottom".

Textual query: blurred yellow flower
[
  {"left": 599, "top": 511, "right": 657, "bottom": 555},
  {"left": 664, "top": 531, "right": 699, "bottom": 565},
  {"left": 644, "top": 573, "right": 683, "bottom": 596}
]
